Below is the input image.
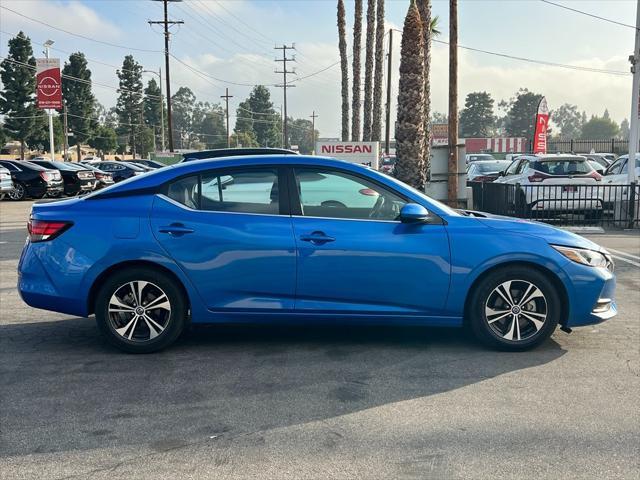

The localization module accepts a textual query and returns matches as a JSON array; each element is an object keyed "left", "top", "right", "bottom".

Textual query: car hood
[{"left": 463, "top": 211, "right": 605, "bottom": 252}]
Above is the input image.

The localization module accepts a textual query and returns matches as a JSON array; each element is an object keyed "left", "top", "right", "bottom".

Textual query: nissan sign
[
  {"left": 36, "top": 58, "right": 62, "bottom": 110},
  {"left": 316, "top": 141, "right": 379, "bottom": 169}
]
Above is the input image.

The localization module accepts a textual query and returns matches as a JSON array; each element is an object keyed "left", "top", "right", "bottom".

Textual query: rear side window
[{"left": 166, "top": 169, "right": 280, "bottom": 215}]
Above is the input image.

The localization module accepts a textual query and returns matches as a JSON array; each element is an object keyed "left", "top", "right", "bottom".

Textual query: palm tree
[
  {"left": 417, "top": 0, "right": 433, "bottom": 177},
  {"left": 362, "top": 0, "right": 376, "bottom": 141},
  {"left": 351, "top": 0, "right": 363, "bottom": 141},
  {"left": 394, "top": 0, "right": 426, "bottom": 189},
  {"left": 337, "top": 0, "right": 349, "bottom": 141},
  {"left": 371, "top": 0, "right": 385, "bottom": 141}
]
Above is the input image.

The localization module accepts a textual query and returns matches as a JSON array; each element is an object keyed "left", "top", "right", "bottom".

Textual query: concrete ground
[{"left": 1, "top": 200, "right": 638, "bottom": 480}]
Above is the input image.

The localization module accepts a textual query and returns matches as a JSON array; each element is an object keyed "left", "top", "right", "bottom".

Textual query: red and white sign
[
  {"left": 316, "top": 141, "right": 379, "bottom": 169},
  {"left": 36, "top": 58, "right": 62, "bottom": 110},
  {"left": 465, "top": 137, "right": 528, "bottom": 153},
  {"left": 533, "top": 97, "right": 549, "bottom": 154},
  {"left": 431, "top": 123, "right": 448, "bottom": 146}
]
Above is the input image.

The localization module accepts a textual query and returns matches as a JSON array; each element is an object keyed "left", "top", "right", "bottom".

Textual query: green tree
[
  {"left": 502, "top": 88, "right": 543, "bottom": 138},
  {"left": 28, "top": 114, "right": 64, "bottom": 154},
  {"left": 394, "top": 0, "right": 426, "bottom": 189},
  {"left": 337, "top": 0, "right": 349, "bottom": 141},
  {"left": 171, "top": 87, "right": 196, "bottom": 149},
  {"left": 234, "top": 86, "right": 280, "bottom": 147},
  {"left": 230, "top": 130, "right": 259, "bottom": 148},
  {"left": 62, "top": 52, "right": 95, "bottom": 162},
  {"left": 0, "top": 32, "right": 37, "bottom": 159},
  {"left": 620, "top": 118, "right": 630, "bottom": 140},
  {"left": 371, "top": 0, "right": 385, "bottom": 141},
  {"left": 115, "top": 55, "right": 144, "bottom": 156},
  {"left": 551, "top": 103, "right": 583, "bottom": 139},
  {"left": 459, "top": 91, "right": 495, "bottom": 138},
  {"left": 194, "top": 103, "right": 226, "bottom": 149},
  {"left": 88, "top": 124, "right": 118, "bottom": 157},
  {"left": 288, "top": 118, "right": 319, "bottom": 154},
  {"left": 0, "top": 122, "right": 7, "bottom": 146},
  {"left": 580, "top": 115, "right": 620, "bottom": 139},
  {"left": 143, "top": 78, "right": 163, "bottom": 149}
]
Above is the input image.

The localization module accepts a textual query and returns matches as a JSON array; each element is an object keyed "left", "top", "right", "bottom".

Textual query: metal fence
[
  {"left": 470, "top": 182, "right": 639, "bottom": 228},
  {"left": 545, "top": 138, "right": 629, "bottom": 155}
]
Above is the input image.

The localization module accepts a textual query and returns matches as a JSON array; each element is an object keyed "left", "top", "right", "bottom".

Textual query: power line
[
  {"left": 0, "top": 6, "right": 161, "bottom": 53},
  {"left": 539, "top": 0, "right": 638, "bottom": 30}
]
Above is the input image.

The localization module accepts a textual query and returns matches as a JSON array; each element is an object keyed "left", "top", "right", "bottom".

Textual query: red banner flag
[
  {"left": 533, "top": 97, "right": 549, "bottom": 154},
  {"left": 36, "top": 58, "right": 62, "bottom": 110}
]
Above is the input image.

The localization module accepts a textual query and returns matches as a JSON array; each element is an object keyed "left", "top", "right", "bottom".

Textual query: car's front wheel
[
  {"left": 8, "top": 182, "right": 26, "bottom": 201},
  {"left": 95, "top": 267, "right": 187, "bottom": 353},
  {"left": 468, "top": 267, "right": 560, "bottom": 351}
]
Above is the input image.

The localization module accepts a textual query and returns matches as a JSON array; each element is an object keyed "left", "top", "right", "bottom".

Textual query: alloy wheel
[
  {"left": 9, "top": 184, "right": 24, "bottom": 200},
  {"left": 484, "top": 280, "right": 547, "bottom": 342},
  {"left": 108, "top": 281, "right": 171, "bottom": 342}
]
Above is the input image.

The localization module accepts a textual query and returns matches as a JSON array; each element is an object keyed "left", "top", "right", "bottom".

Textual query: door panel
[
  {"left": 151, "top": 194, "right": 296, "bottom": 311},
  {"left": 292, "top": 217, "right": 451, "bottom": 314}
]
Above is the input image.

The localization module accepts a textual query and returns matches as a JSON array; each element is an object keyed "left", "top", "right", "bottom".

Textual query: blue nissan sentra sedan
[{"left": 18, "top": 155, "right": 616, "bottom": 353}]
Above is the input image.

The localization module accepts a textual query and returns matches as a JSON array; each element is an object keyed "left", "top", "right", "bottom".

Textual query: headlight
[{"left": 552, "top": 245, "right": 613, "bottom": 271}]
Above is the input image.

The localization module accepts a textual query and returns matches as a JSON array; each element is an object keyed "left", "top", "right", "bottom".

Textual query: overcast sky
[{"left": 0, "top": 0, "right": 636, "bottom": 138}]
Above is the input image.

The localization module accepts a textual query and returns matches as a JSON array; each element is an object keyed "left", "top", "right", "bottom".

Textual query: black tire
[
  {"left": 9, "top": 182, "right": 26, "bottom": 201},
  {"left": 467, "top": 266, "right": 560, "bottom": 351},
  {"left": 95, "top": 267, "right": 187, "bottom": 353}
]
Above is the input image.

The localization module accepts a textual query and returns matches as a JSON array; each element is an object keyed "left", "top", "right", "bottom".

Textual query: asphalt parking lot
[{"left": 1, "top": 200, "right": 638, "bottom": 480}]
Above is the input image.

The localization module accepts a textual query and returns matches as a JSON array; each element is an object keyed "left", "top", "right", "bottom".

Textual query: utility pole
[
  {"left": 275, "top": 44, "right": 296, "bottom": 149},
  {"left": 310, "top": 110, "right": 318, "bottom": 154},
  {"left": 628, "top": 0, "right": 639, "bottom": 184},
  {"left": 447, "top": 0, "right": 459, "bottom": 206},
  {"left": 63, "top": 100, "right": 68, "bottom": 161},
  {"left": 220, "top": 88, "right": 233, "bottom": 148},
  {"left": 384, "top": 28, "right": 393, "bottom": 155},
  {"left": 43, "top": 40, "right": 55, "bottom": 161},
  {"left": 149, "top": 0, "right": 183, "bottom": 153}
]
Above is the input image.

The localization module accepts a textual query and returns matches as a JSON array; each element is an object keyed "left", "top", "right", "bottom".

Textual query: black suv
[
  {"left": 30, "top": 160, "right": 96, "bottom": 196},
  {"left": 0, "top": 160, "right": 64, "bottom": 200},
  {"left": 180, "top": 148, "right": 298, "bottom": 163},
  {"left": 91, "top": 161, "right": 146, "bottom": 183}
]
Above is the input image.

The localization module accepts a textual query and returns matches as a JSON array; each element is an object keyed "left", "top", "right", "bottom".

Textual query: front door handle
[
  {"left": 300, "top": 231, "right": 335, "bottom": 245},
  {"left": 158, "top": 223, "right": 195, "bottom": 236}
]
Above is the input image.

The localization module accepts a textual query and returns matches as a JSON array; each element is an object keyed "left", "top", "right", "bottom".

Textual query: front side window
[
  {"left": 294, "top": 168, "right": 406, "bottom": 220},
  {"left": 505, "top": 160, "right": 521, "bottom": 176}
]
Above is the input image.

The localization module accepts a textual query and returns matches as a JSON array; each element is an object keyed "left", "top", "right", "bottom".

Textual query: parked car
[
  {"left": 587, "top": 160, "right": 606, "bottom": 176},
  {"left": 18, "top": 155, "right": 616, "bottom": 353},
  {"left": 584, "top": 153, "right": 614, "bottom": 169},
  {"left": 0, "top": 165, "right": 15, "bottom": 199},
  {"left": 495, "top": 154, "right": 602, "bottom": 215},
  {"left": 180, "top": 147, "right": 298, "bottom": 163},
  {"left": 81, "top": 156, "right": 103, "bottom": 164},
  {"left": 129, "top": 159, "right": 167, "bottom": 169},
  {"left": 465, "top": 153, "right": 496, "bottom": 165},
  {"left": 0, "top": 160, "right": 63, "bottom": 200},
  {"left": 86, "top": 161, "right": 146, "bottom": 182},
  {"left": 78, "top": 164, "right": 115, "bottom": 190},
  {"left": 126, "top": 162, "right": 155, "bottom": 172},
  {"left": 466, "top": 160, "right": 512, "bottom": 183},
  {"left": 601, "top": 154, "right": 640, "bottom": 185},
  {"left": 379, "top": 155, "right": 396, "bottom": 174},
  {"left": 30, "top": 160, "right": 96, "bottom": 196}
]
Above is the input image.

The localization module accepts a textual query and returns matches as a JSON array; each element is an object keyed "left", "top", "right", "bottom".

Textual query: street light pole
[
  {"left": 43, "top": 40, "right": 55, "bottom": 161},
  {"left": 628, "top": 0, "right": 640, "bottom": 184}
]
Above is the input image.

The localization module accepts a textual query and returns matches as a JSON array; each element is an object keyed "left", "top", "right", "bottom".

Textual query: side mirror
[
  {"left": 399, "top": 203, "right": 430, "bottom": 223},
  {"left": 499, "top": 171, "right": 505, "bottom": 177}
]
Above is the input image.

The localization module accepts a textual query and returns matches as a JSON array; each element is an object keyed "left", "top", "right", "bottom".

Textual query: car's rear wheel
[
  {"left": 9, "top": 182, "right": 26, "bottom": 201},
  {"left": 95, "top": 267, "right": 186, "bottom": 353},
  {"left": 468, "top": 267, "right": 560, "bottom": 351}
]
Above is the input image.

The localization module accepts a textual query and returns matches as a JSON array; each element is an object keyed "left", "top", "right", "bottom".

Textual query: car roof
[
  {"left": 180, "top": 147, "right": 298, "bottom": 162},
  {"left": 1, "top": 160, "right": 48, "bottom": 170}
]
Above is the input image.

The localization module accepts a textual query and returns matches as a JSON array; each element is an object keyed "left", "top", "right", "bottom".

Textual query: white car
[
  {"left": 602, "top": 154, "right": 640, "bottom": 185},
  {"left": 495, "top": 154, "right": 603, "bottom": 215}
]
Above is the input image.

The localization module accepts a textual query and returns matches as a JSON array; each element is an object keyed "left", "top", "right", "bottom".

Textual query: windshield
[
  {"left": 531, "top": 158, "right": 593, "bottom": 175},
  {"left": 381, "top": 157, "right": 396, "bottom": 165},
  {"left": 475, "top": 161, "right": 510, "bottom": 173}
]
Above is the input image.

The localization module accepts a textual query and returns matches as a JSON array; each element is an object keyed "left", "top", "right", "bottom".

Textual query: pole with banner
[
  {"left": 36, "top": 44, "right": 62, "bottom": 161},
  {"left": 532, "top": 97, "right": 549, "bottom": 155},
  {"left": 628, "top": 0, "right": 639, "bottom": 184}
]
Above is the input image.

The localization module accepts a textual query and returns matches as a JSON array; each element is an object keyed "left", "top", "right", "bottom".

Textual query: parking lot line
[
  {"left": 606, "top": 247, "right": 640, "bottom": 262},
  {"left": 610, "top": 255, "right": 640, "bottom": 268}
]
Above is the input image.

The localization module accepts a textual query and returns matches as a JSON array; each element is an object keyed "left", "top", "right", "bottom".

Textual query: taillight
[
  {"left": 588, "top": 171, "right": 602, "bottom": 181},
  {"left": 39, "top": 171, "right": 54, "bottom": 182},
  {"left": 527, "top": 171, "right": 550, "bottom": 183},
  {"left": 27, "top": 219, "right": 72, "bottom": 242}
]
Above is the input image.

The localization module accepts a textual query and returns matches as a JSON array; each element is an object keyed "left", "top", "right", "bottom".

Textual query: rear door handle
[
  {"left": 158, "top": 224, "right": 194, "bottom": 236},
  {"left": 300, "top": 231, "right": 335, "bottom": 245}
]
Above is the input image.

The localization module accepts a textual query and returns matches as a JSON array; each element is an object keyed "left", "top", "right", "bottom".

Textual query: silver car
[{"left": 0, "top": 166, "right": 14, "bottom": 199}]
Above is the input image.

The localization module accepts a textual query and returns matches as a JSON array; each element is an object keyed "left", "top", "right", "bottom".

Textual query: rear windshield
[
  {"left": 475, "top": 161, "right": 510, "bottom": 173},
  {"left": 531, "top": 158, "right": 592, "bottom": 175}
]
